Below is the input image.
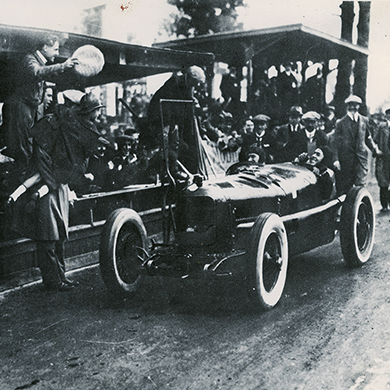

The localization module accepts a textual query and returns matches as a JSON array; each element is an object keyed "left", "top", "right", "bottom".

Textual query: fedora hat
[{"left": 289, "top": 106, "right": 303, "bottom": 117}]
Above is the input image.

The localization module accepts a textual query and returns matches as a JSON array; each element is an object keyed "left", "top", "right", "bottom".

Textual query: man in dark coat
[
  {"left": 334, "top": 95, "right": 381, "bottom": 194},
  {"left": 274, "top": 105, "right": 304, "bottom": 162},
  {"left": 1, "top": 34, "right": 78, "bottom": 179},
  {"left": 25, "top": 93, "right": 104, "bottom": 291},
  {"left": 145, "top": 65, "right": 206, "bottom": 180},
  {"left": 287, "top": 111, "right": 329, "bottom": 162}
]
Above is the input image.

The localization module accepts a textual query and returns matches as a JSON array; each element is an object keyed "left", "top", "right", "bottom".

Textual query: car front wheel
[
  {"left": 247, "top": 213, "right": 289, "bottom": 310},
  {"left": 99, "top": 208, "right": 148, "bottom": 297},
  {"left": 340, "top": 186, "right": 375, "bottom": 267}
]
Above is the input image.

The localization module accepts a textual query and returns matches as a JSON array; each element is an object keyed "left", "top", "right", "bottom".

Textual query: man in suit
[
  {"left": 274, "top": 105, "right": 304, "bottom": 162},
  {"left": 1, "top": 34, "right": 78, "bottom": 179},
  {"left": 287, "top": 111, "right": 329, "bottom": 163},
  {"left": 334, "top": 95, "right": 381, "bottom": 194}
]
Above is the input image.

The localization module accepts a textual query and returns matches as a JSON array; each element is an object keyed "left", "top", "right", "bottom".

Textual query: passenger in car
[{"left": 295, "top": 146, "right": 336, "bottom": 201}]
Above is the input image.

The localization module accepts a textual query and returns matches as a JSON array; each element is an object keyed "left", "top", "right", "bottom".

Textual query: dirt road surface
[{"left": 1, "top": 189, "right": 390, "bottom": 390}]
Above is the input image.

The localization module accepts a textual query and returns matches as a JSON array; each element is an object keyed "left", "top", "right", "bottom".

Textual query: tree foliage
[{"left": 167, "top": 0, "right": 245, "bottom": 38}]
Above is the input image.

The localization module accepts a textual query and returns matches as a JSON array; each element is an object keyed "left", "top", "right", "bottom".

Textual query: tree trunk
[
  {"left": 334, "top": 1, "right": 354, "bottom": 118},
  {"left": 353, "top": 1, "right": 370, "bottom": 115}
]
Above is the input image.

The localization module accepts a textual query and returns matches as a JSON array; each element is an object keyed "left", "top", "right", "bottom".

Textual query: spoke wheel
[
  {"left": 340, "top": 186, "right": 375, "bottom": 267},
  {"left": 100, "top": 208, "right": 148, "bottom": 297},
  {"left": 247, "top": 213, "right": 288, "bottom": 310}
]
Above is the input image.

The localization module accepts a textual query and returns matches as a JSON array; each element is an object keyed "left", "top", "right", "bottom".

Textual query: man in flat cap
[
  {"left": 285, "top": 110, "right": 329, "bottom": 163},
  {"left": 145, "top": 65, "right": 206, "bottom": 182},
  {"left": 274, "top": 105, "right": 304, "bottom": 162},
  {"left": 239, "top": 114, "right": 276, "bottom": 163},
  {"left": 333, "top": 95, "right": 381, "bottom": 194}
]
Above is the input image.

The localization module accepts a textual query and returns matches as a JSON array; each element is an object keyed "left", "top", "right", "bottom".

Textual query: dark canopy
[{"left": 153, "top": 24, "right": 368, "bottom": 67}]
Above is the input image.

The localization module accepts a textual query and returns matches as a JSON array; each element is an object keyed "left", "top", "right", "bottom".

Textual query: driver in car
[{"left": 246, "top": 145, "right": 266, "bottom": 165}]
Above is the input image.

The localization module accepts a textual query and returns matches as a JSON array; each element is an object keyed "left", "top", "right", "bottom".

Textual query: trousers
[{"left": 36, "top": 240, "right": 66, "bottom": 287}]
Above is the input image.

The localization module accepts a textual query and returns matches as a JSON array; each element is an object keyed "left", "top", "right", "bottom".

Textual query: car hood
[{"left": 184, "top": 163, "right": 317, "bottom": 200}]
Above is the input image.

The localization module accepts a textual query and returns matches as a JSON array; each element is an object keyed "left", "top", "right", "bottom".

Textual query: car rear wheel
[
  {"left": 340, "top": 186, "right": 375, "bottom": 267},
  {"left": 99, "top": 208, "right": 148, "bottom": 297},
  {"left": 247, "top": 213, "right": 288, "bottom": 310}
]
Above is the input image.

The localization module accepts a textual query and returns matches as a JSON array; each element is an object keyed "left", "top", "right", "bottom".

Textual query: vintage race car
[{"left": 99, "top": 160, "right": 375, "bottom": 309}]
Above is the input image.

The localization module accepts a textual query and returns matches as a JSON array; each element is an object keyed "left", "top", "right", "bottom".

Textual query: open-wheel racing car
[{"left": 99, "top": 98, "right": 375, "bottom": 310}]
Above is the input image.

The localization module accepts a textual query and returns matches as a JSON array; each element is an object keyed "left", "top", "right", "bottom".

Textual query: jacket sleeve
[
  {"left": 364, "top": 117, "right": 380, "bottom": 155},
  {"left": 24, "top": 54, "right": 66, "bottom": 82}
]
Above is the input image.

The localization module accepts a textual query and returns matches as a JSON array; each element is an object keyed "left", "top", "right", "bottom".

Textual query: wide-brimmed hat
[
  {"left": 345, "top": 95, "right": 362, "bottom": 104},
  {"left": 78, "top": 93, "right": 105, "bottom": 114}
]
